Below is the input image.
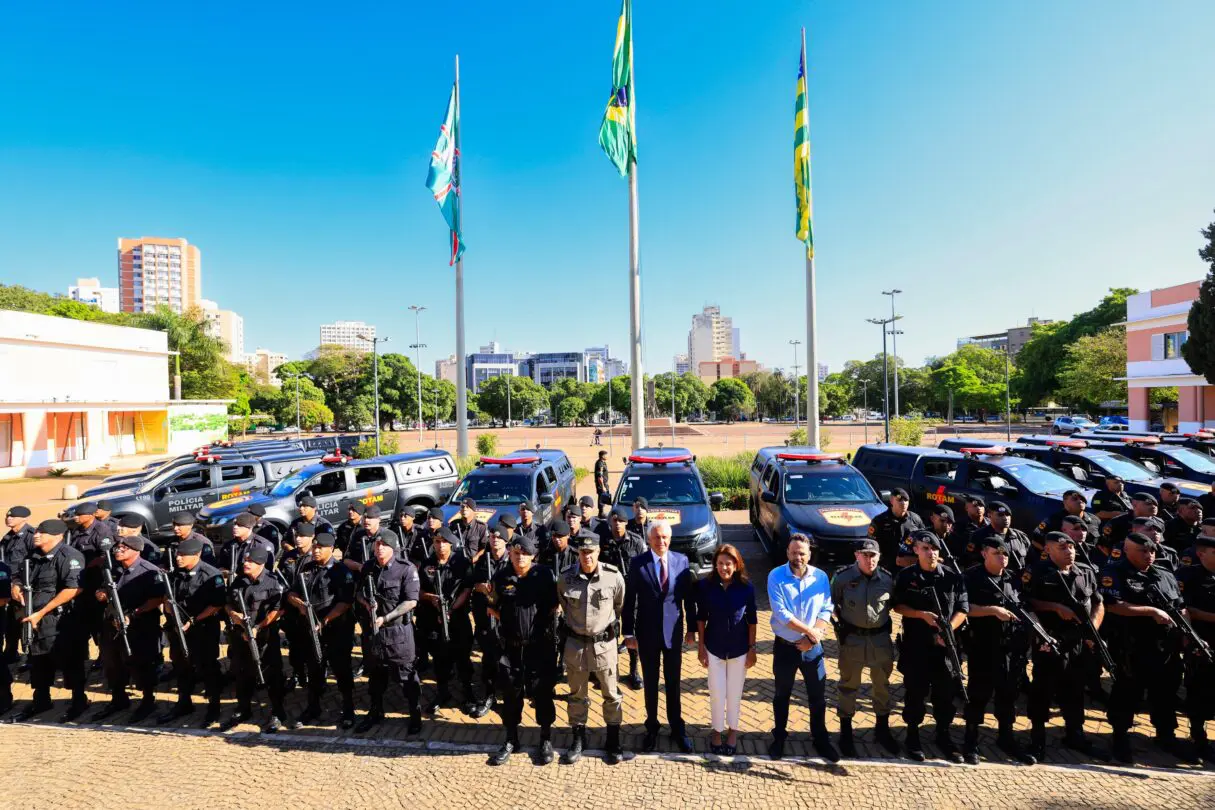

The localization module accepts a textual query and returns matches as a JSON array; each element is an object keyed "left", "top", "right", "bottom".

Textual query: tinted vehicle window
[
  {"left": 355, "top": 466, "right": 389, "bottom": 486},
  {"left": 1091, "top": 453, "right": 1156, "bottom": 483},
  {"left": 450, "top": 474, "right": 532, "bottom": 505},
  {"left": 784, "top": 471, "right": 877, "bottom": 504},
  {"left": 617, "top": 473, "right": 704, "bottom": 506},
  {"left": 923, "top": 459, "right": 958, "bottom": 482},
  {"left": 1000, "top": 461, "right": 1081, "bottom": 496},
  {"left": 306, "top": 470, "right": 349, "bottom": 497},
  {"left": 168, "top": 469, "right": 210, "bottom": 493},
  {"left": 221, "top": 464, "right": 257, "bottom": 485},
  {"left": 270, "top": 469, "right": 310, "bottom": 497},
  {"left": 1163, "top": 447, "right": 1215, "bottom": 473}
]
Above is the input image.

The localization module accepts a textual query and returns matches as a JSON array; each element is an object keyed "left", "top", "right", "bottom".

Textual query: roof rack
[
  {"left": 776, "top": 452, "right": 844, "bottom": 463},
  {"left": 478, "top": 456, "right": 540, "bottom": 466}
]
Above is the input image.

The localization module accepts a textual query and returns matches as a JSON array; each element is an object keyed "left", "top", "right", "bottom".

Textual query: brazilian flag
[
  {"left": 599, "top": 0, "right": 636, "bottom": 176},
  {"left": 794, "top": 46, "right": 814, "bottom": 259}
]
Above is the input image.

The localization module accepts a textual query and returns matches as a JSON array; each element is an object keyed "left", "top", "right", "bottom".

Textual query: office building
[
  {"left": 531, "top": 352, "right": 585, "bottom": 387},
  {"left": 435, "top": 354, "right": 458, "bottom": 383},
  {"left": 697, "top": 356, "right": 760, "bottom": 384},
  {"left": 245, "top": 348, "right": 289, "bottom": 385},
  {"left": 674, "top": 354, "right": 691, "bottom": 375},
  {"left": 199, "top": 299, "right": 245, "bottom": 363},
  {"left": 320, "top": 320, "right": 375, "bottom": 352},
  {"left": 465, "top": 352, "right": 516, "bottom": 394},
  {"left": 479, "top": 341, "right": 503, "bottom": 354},
  {"left": 688, "top": 305, "right": 734, "bottom": 370},
  {"left": 117, "top": 236, "right": 202, "bottom": 315},
  {"left": 1125, "top": 283, "right": 1205, "bottom": 432},
  {"left": 958, "top": 317, "right": 1052, "bottom": 356},
  {"left": 68, "top": 278, "right": 119, "bottom": 313}
]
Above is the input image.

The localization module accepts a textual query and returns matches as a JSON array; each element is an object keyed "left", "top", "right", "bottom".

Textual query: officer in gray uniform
[
  {"left": 830, "top": 537, "right": 900, "bottom": 757},
  {"left": 558, "top": 530, "right": 626, "bottom": 765}
]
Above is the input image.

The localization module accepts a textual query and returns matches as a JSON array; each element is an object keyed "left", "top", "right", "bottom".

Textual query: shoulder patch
[
  {"left": 1102, "top": 526, "right": 1112, "bottom": 536},
  {"left": 1101, "top": 575, "right": 1114, "bottom": 588},
  {"left": 867, "top": 524, "right": 875, "bottom": 536},
  {"left": 1111, "top": 548, "right": 1122, "bottom": 559},
  {"left": 1021, "top": 570, "right": 1032, "bottom": 584},
  {"left": 1037, "top": 522, "right": 1046, "bottom": 531},
  {"left": 69, "top": 559, "right": 82, "bottom": 569},
  {"left": 601, "top": 562, "right": 619, "bottom": 572},
  {"left": 213, "top": 575, "right": 224, "bottom": 587}
]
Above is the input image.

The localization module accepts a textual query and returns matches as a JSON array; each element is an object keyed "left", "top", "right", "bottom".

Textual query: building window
[
  {"left": 1164, "top": 331, "right": 1188, "bottom": 359},
  {"left": 0, "top": 414, "right": 20, "bottom": 468},
  {"left": 51, "top": 412, "right": 87, "bottom": 462}
]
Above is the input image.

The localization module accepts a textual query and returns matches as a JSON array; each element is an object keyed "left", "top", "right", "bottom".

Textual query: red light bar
[
  {"left": 776, "top": 452, "right": 843, "bottom": 462},
  {"left": 628, "top": 453, "right": 693, "bottom": 464},
  {"left": 1183, "top": 432, "right": 1214, "bottom": 439},
  {"left": 480, "top": 456, "right": 540, "bottom": 465},
  {"left": 321, "top": 452, "right": 351, "bottom": 464},
  {"left": 958, "top": 446, "right": 1007, "bottom": 456},
  {"left": 1046, "top": 439, "right": 1087, "bottom": 448},
  {"left": 194, "top": 453, "right": 221, "bottom": 463},
  {"left": 1122, "top": 436, "right": 1160, "bottom": 444}
]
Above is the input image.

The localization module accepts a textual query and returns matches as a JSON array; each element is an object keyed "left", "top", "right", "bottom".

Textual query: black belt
[
  {"left": 840, "top": 621, "right": 891, "bottom": 637},
  {"left": 569, "top": 628, "right": 615, "bottom": 644}
]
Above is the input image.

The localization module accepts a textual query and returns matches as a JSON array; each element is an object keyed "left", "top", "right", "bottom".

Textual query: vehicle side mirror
[
  {"left": 710, "top": 492, "right": 725, "bottom": 510},
  {"left": 999, "top": 485, "right": 1019, "bottom": 498},
  {"left": 760, "top": 490, "right": 778, "bottom": 504},
  {"left": 154, "top": 486, "right": 168, "bottom": 500},
  {"left": 537, "top": 493, "right": 554, "bottom": 504}
]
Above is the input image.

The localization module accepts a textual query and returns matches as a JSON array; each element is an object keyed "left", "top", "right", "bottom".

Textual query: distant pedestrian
[{"left": 695, "top": 544, "right": 757, "bottom": 755}]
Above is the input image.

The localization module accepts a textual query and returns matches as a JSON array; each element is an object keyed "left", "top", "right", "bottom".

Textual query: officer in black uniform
[
  {"left": 95, "top": 500, "right": 119, "bottom": 535},
  {"left": 961, "top": 536, "right": 1036, "bottom": 765},
  {"left": 1178, "top": 533, "right": 1215, "bottom": 763},
  {"left": 343, "top": 503, "right": 386, "bottom": 574},
  {"left": 223, "top": 544, "right": 295, "bottom": 733},
  {"left": 396, "top": 506, "right": 427, "bottom": 562},
  {"left": 279, "top": 522, "right": 315, "bottom": 691},
  {"left": 892, "top": 530, "right": 969, "bottom": 762},
  {"left": 1024, "top": 531, "right": 1106, "bottom": 760},
  {"left": 160, "top": 535, "right": 226, "bottom": 727},
  {"left": 9, "top": 519, "right": 89, "bottom": 723},
  {"left": 1099, "top": 531, "right": 1187, "bottom": 763},
  {"left": 1034, "top": 490, "right": 1101, "bottom": 552},
  {"left": 355, "top": 530, "right": 423, "bottom": 734},
  {"left": 289, "top": 495, "right": 334, "bottom": 548},
  {"left": 1058, "top": 514, "right": 1101, "bottom": 568},
  {"left": 451, "top": 498, "right": 489, "bottom": 562},
  {"left": 627, "top": 497, "right": 650, "bottom": 538},
  {"left": 1158, "top": 482, "right": 1181, "bottom": 524},
  {"left": 578, "top": 495, "right": 601, "bottom": 534},
  {"left": 487, "top": 533, "right": 559, "bottom": 766},
  {"left": 246, "top": 502, "right": 282, "bottom": 551},
  {"left": 170, "top": 511, "right": 216, "bottom": 565},
  {"left": 1, "top": 505, "right": 35, "bottom": 666},
  {"left": 970, "top": 501, "right": 1032, "bottom": 573},
  {"left": 947, "top": 497, "right": 987, "bottom": 564},
  {"left": 93, "top": 531, "right": 166, "bottom": 723},
  {"left": 516, "top": 501, "right": 543, "bottom": 545},
  {"left": 594, "top": 450, "right": 611, "bottom": 502},
  {"left": 1164, "top": 498, "right": 1203, "bottom": 552},
  {"left": 870, "top": 488, "right": 926, "bottom": 571},
  {"left": 539, "top": 519, "right": 576, "bottom": 681},
  {"left": 598, "top": 505, "right": 645, "bottom": 689},
  {"left": 905, "top": 503, "right": 959, "bottom": 572},
  {"left": 219, "top": 512, "right": 276, "bottom": 582},
  {"left": 0, "top": 557, "right": 10, "bottom": 712},
  {"left": 70, "top": 501, "right": 116, "bottom": 661},
  {"left": 565, "top": 506, "right": 586, "bottom": 542},
  {"left": 470, "top": 520, "right": 512, "bottom": 718},
  {"left": 288, "top": 531, "right": 356, "bottom": 728},
  {"left": 1133, "top": 515, "right": 1179, "bottom": 573},
  {"left": 335, "top": 501, "right": 366, "bottom": 555},
  {"left": 1179, "top": 518, "right": 1215, "bottom": 569},
  {"left": 1092, "top": 475, "right": 1133, "bottom": 520},
  {"left": 1099, "top": 492, "right": 1158, "bottom": 559},
  {"left": 418, "top": 526, "right": 476, "bottom": 715}
]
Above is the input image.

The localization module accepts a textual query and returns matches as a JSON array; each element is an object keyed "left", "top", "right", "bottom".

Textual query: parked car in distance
[{"left": 1052, "top": 416, "right": 1098, "bottom": 435}]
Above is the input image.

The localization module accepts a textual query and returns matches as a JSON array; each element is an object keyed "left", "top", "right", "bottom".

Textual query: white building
[
  {"left": 245, "top": 348, "right": 289, "bottom": 386},
  {"left": 68, "top": 277, "right": 119, "bottom": 313},
  {"left": 319, "top": 320, "right": 375, "bottom": 352},
  {"left": 435, "top": 354, "right": 458, "bottom": 383},
  {"left": 479, "top": 341, "right": 503, "bottom": 354},
  {"left": 818, "top": 363, "right": 829, "bottom": 382},
  {"left": 199, "top": 299, "right": 245, "bottom": 363},
  {"left": 674, "top": 354, "right": 690, "bottom": 375},
  {"left": 688, "top": 305, "right": 734, "bottom": 371},
  {"left": 0, "top": 310, "right": 229, "bottom": 478}
]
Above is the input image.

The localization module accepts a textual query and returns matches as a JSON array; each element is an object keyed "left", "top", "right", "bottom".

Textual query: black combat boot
[
  {"left": 874, "top": 714, "right": 900, "bottom": 755},
  {"left": 838, "top": 716, "right": 856, "bottom": 758},
  {"left": 561, "top": 725, "right": 585, "bottom": 765},
  {"left": 997, "top": 723, "right": 1036, "bottom": 766},
  {"left": 605, "top": 724, "right": 624, "bottom": 765},
  {"left": 962, "top": 722, "right": 981, "bottom": 765},
  {"left": 936, "top": 725, "right": 964, "bottom": 764},
  {"left": 490, "top": 729, "right": 519, "bottom": 766},
  {"left": 905, "top": 724, "right": 925, "bottom": 762}
]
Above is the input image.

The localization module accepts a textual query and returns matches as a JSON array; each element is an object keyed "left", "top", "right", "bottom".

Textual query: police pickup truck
[
  {"left": 440, "top": 449, "right": 577, "bottom": 529},
  {"left": 1070, "top": 435, "right": 1215, "bottom": 485},
  {"left": 748, "top": 447, "right": 886, "bottom": 571},
  {"left": 612, "top": 447, "right": 724, "bottom": 577},
  {"left": 852, "top": 443, "right": 1095, "bottom": 531},
  {"left": 1001, "top": 436, "right": 1209, "bottom": 500},
  {"left": 198, "top": 449, "right": 459, "bottom": 543},
  {"left": 63, "top": 449, "right": 326, "bottom": 540}
]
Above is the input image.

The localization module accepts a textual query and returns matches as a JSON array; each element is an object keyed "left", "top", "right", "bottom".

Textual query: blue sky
[{"left": 2, "top": 1, "right": 1214, "bottom": 378}]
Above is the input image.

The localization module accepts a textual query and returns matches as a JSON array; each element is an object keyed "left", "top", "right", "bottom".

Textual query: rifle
[
  {"left": 163, "top": 546, "right": 190, "bottom": 661},
  {"left": 100, "top": 545, "right": 132, "bottom": 657},
  {"left": 299, "top": 566, "right": 325, "bottom": 663},
  {"left": 1146, "top": 584, "right": 1215, "bottom": 665},
  {"left": 1058, "top": 582, "right": 1118, "bottom": 675},
  {"left": 986, "top": 576, "right": 1059, "bottom": 655},
  {"left": 435, "top": 565, "right": 451, "bottom": 643},
  {"left": 235, "top": 588, "right": 266, "bottom": 687},
  {"left": 364, "top": 569, "right": 381, "bottom": 639},
  {"left": 20, "top": 558, "right": 34, "bottom": 653},
  {"left": 483, "top": 551, "right": 499, "bottom": 635},
  {"left": 929, "top": 586, "right": 968, "bottom": 703}
]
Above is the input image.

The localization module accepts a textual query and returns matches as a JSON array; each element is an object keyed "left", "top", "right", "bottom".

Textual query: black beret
[
  {"left": 964, "top": 495, "right": 985, "bottom": 506},
  {"left": 1107, "top": 475, "right": 1124, "bottom": 484},
  {"left": 550, "top": 519, "right": 571, "bottom": 537},
  {"left": 245, "top": 545, "right": 272, "bottom": 565},
  {"left": 171, "top": 512, "right": 194, "bottom": 527},
  {"left": 574, "top": 530, "right": 600, "bottom": 549},
  {"left": 857, "top": 537, "right": 880, "bottom": 554},
  {"left": 460, "top": 498, "right": 477, "bottom": 509},
  {"left": 298, "top": 495, "right": 318, "bottom": 508},
  {"left": 1063, "top": 489, "right": 1084, "bottom": 499},
  {"left": 1195, "top": 534, "right": 1215, "bottom": 549},
  {"left": 295, "top": 522, "right": 316, "bottom": 537},
  {"left": 247, "top": 503, "right": 267, "bottom": 517},
  {"left": 315, "top": 532, "right": 336, "bottom": 548},
  {"left": 375, "top": 529, "right": 402, "bottom": 551},
  {"left": 1061, "top": 515, "right": 1085, "bottom": 527},
  {"left": 633, "top": 497, "right": 649, "bottom": 508},
  {"left": 1045, "top": 531, "right": 1075, "bottom": 545},
  {"left": 435, "top": 527, "right": 457, "bottom": 545},
  {"left": 428, "top": 508, "right": 444, "bottom": 521},
  {"left": 364, "top": 504, "right": 382, "bottom": 519},
  {"left": 611, "top": 505, "right": 631, "bottom": 520},
  {"left": 177, "top": 537, "right": 205, "bottom": 556},
  {"left": 1132, "top": 516, "right": 1165, "bottom": 532},
  {"left": 1131, "top": 492, "right": 1158, "bottom": 506},
  {"left": 75, "top": 502, "right": 98, "bottom": 516},
  {"left": 981, "top": 536, "right": 1009, "bottom": 553},
  {"left": 96, "top": 499, "right": 114, "bottom": 511},
  {"left": 931, "top": 504, "right": 954, "bottom": 521},
  {"left": 910, "top": 529, "right": 940, "bottom": 549},
  {"left": 514, "top": 535, "right": 539, "bottom": 555},
  {"left": 347, "top": 501, "right": 366, "bottom": 516},
  {"left": 413, "top": 506, "right": 429, "bottom": 518},
  {"left": 579, "top": 495, "right": 595, "bottom": 508},
  {"left": 519, "top": 500, "right": 536, "bottom": 513},
  {"left": 1125, "top": 531, "right": 1157, "bottom": 550},
  {"left": 6, "top": 506, "right": 30, "bottom": 518},
  {"left": 988, "top": 501, "right": 1011, "bottom": 515},
  {"left": 1179, "top": 498, "right": 1201, "bottom": 507},
  {"left": 497, "top": 514, "right": 517, "bottom": 530},
  {"left": 234, "top": 513, "right": 258, "bottom": 529},
  {"left": 116, "top": 534, "right": 144, "bottom": 552},
  {"left": 1160, "top": 482, "right": 1180, "bottom": 492},
  {"left": 119, "top": 514, "right": 144, "bottom": 529},
  {"left": 36, "top": 518, "right": 67, "bottom": 535},
  {"left": 891, "top": 488, "right": 910, "bottom": 501}
]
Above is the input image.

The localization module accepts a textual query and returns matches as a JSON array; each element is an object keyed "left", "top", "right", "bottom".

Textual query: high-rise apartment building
[
  {"left": 687, "top": 305, "right": 734, "bottom": 370},
  {"left": 68, "top": 277, "right": 119, "bottom": 313},
  {"left": 199, "top": 299, "right": 245, "bottom": 363},
  {"left": 674, "top": 354, "right": 691, "bottom": 375},
  {"left": 319, "top": 320, "right": 375, "bottom": 352},
  {"left": 117, "top": 237, "right": 202, "bottom": 314},
  {"left": 244, "top": 348, "right": 289, "bottom": 385},
  {"left": 435, "top": 354, "right": 458, "bottom": 383}
]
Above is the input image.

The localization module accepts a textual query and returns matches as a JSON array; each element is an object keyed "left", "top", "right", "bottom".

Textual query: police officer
[
  {"left": 516, "top": 501, "right": 543, "bottom": 545},
  {"left": 223, "top": 544, "right": 295, "bottom": 733},
  {"left": 961, "top": 536, "right": 1036, "bottom": 765},
  {"left": 8, "top": 519, "right": 89, "bottom": 723},
  {"left": 335, "top": 501, "right": 366, "bottom": 554},
  {"left": 160, "top": 534, "right": 226, "bottom": 727},
  {"left": 451, "top": 498, "right": 489, "bottom": 562},
  {"left": 830, "top": 537, "right": 899, "bottom": 756},
  {"left": 70, "top": 501, "right": 116, "bottom": 659},
  {"left": 1180, "top": 518, "right": 1215, "bottom": 569},
  {"left": 594, "top": 450, "right": 610, "bottom": 501},
  {"left": 947, "top": 497, "right": 987, "bottom": 564},
  {"left": 169, "top": 511, "right": 215, "bottom": 566},
  {"left": 905, "top": 503, "right": 960, "bottom": 572},
  {"left": 558, "top": 530, "right": 626, "bottom": 765},
  {"left": 627, "top": 497, "right": 650, "bottom": 538},
  {"left": 1099, "top": 531, "right": 1187, "bottom": 763},
  {"left": 288, "top": 531, "right": 357, "bottom": 729},
  {"left": 1060, "top": 514, "right": 1102, "bottom": 568},
  {"left": 246, "top": 502, "right": 282, "bottom": 550},
  {"left": 355, "top": 530, "right": 423, "bottom": 734},
  {"left": 290, "top": 495, "right": 334, "bottom": 547},
  {"left": 1178, "top": 533, "right": 1215, "bottom": 762},
  {"left": 540, "top": 519, "right": 576, "bottom": 681},
  {"left": 565, "top": 506, "right": 587, "bottom": 541},
  {"left": 495, "top": 513, "right": 518, "bottom": 549},
  {"left": 396, "top": 506, "right": 427, "bottom": 562},
  {"left": 578, "top": 495, "right": 601, "bottom": 534},
  {"left": 1025, "top": 531, "right": 1106, "bottom": 760},
  {"left": 1035, "top": 490, "right": 1101, "bottom": 550},
  {"left": 1134, "top": 515, "right": 1180, "bottom": 573},
  {"left": 1164, "top": 498, "right": 1203, "bottom": 552},
  {"left": 970, "top": 502, "right": 1032, "bottom": 572},
  {"left": 418, "top": 526, "right": 477, "bottom": 715},
  {"left": 1099, "top": 492, "right": 1158, "bottom": 559},
  {"left": 1092, "top": 475, "right": 1133, "bottom": 520},
  {"left": 1158, "top": 482, "right": 1182, "bottom": 523},
  {"left": 219, "top": 512, "right": 275, "bottom": 582},
  {"left": 279, "top": 522, "right": 316, "bottom": 691},
  {"left": 95, "top": 500, "right": 119, "bottom": 535},
  {"left": 92, "top": 529, "right": 166, "bottom": 723},
  {"left": 344, "top": 503, "right": 388, "bottom": 574},
  {"left": 892, "top": 530, "right": 969, "bottom": 762},
  {"left": 598, "top": 505, "right": 645, "bottom": 690},
  {"left": 487, "top": 533, "right": 559, "bottom": 766},
  {"left": 870, "top": 488, "right": 926, "bottom": 571},
  {"left": 0, "top": 555, "right": 10, "bottom": 712},
  {"left": 1, "top": 505, "right": 35, "bottom": 666},
  {"left": 469, "top": 520, "right": 511, "bottom": 719}
]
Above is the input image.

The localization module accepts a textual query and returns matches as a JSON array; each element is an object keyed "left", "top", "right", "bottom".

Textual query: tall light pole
[
  {"left": 359, "top": 333, "right": 389, "bottom": 455},
  {"left": 1004, "top": 347, "right": 1013, "bottom": 441},
  {"left": 882, "top": 289, "right": 903, "bottom": 418},
  {"left": 861, "top": 379, "right": 869, "bottom": 444},
  {"left": 408, "top": 306, "right": 427, "bottom": 449},
  {"left": 867, "top": 316, "right": 901, "bottom": 442},
  {"left": 789, "top": 339, "right": 802, "bottom": 430}
]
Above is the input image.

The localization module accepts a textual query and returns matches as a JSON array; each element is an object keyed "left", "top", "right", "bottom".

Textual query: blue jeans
[{"left": 772, "top": 638, "right": 828, "bottom": 739}]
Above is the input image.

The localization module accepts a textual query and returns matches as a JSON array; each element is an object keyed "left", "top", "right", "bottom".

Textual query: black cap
[
  {"left": 119, "top": 514, "right": 144, "bottom": 529},
  {"left": 1107, "top": 475, "right": 1124, "bottom": 484},
  {"left": 375, "top": 529, "right": 402, "bottom": 551},
  {"left": 981, "top": 535, "right": 1009, "bottom": 553},
  {"left": 428, "top": 508, "right": 444, "bottom": 521},
  {"left": 177, "top": 537, "right": 205, "bottom": 556},
  {"left": 6, "top": 506, "right": 30, "bottom": 518},
  {"left": 75, "top": 502, "right": 98, "bottom": 516},
  {"left": 1160, "top": 482, "right": 1180, "bottom": 492},
  {"left": 1179, "top": 497, "right": 1201, "bottom": 507},
  {"left": 436, "top": 527, "right": 457, "bottom": 545},
  {"left": 579, "top": 495, "right": 595, "bottom": 508},
  {"left": 1132, "top": 516, "right": 1165, "bottom": 532},
  {"left": 461, "top": 498, "right": 477, "bottom": 509},
  {"left": 1201, "top": 517, "right": 1215, "bottom": 528},
  {"left": 247, "top": 503, "right": 267, "bottom": 517},
  {"left": 519, "top": 500, "right": 536, "bottom": 513},
  {"left": 550, "top": 519, "right": 570, "bottom": 537},
  {"left": 116, "top": 534, "right": 145, "bottom": 552},
  {"left": 245, "top": 545, "right": 272, "bottom": 565},
  {"left": 910, "top": 529, "right": 940, "bottom": 549},
  {"left": 989, "top": 501, "right": 1011, "bottom": 515},
  {"left": 234, "top": 513, "right": 258, "bottom": 529},
  {"left": 1045, "top": 531, "right": 1075, "bottom": 545},
  {"left": 315, "top": 532, "right": 337, "bottom": 548},
  {"left": 1125, "top": 531, "right": 1158, "bottom": 551},
  {"left": 1061, "top": 514, "right": 1085, "bottom": 527},
  {"left": 964, "top": 495, "right": 986, "bottom": 507},
  {"left": 497, "top": 513, "right": 517, "bottom": 530},
  {"left": 1196, "top": 534, "right": 1215, "bottom": 549},
  {"left": 347, "top": 501, "right": 366, "bottom": 516},
  {"left": 36, "top": 518, "right": 67, "bottom": 535},
  {"left": 413, "top": 506, "right": 429, "bottom": 519},
  {"left": 1131, "top": 492, "right": 1158, "bottom": 506},
  {"left": 891, "top": 488, "right": 910, "bottom": 501},
  {"left": 931, "top": 504, "right": 955, "bottom": 522},
  {"left": 611, "top": 505, "right": 631, "bottom": 521},
  {"left": 633, "top": 497, "right": 648, "bottom": 509},
  {"left": 574, "top": 529, "right": 600, "bottom": 549},
  {"left": 295, "top": 522, "right": 316, "bottom": 537},
  {"left": 514, "top": 535, "right": 539, "bottom": 555},
  {"left": 171, "top": 512, "right": 194, "bottom": 527},
  {"left": 298, "top": 495, "right": 318, "bottom": 508},
  {"left": 96, "top": 499, "right": 114, "bottom": 512},
  {"left": 364, "top": 504, "right": 382, "bottom": 519},
  {"left": 857, "top": 537, "right": 880, "bottom": 554}
]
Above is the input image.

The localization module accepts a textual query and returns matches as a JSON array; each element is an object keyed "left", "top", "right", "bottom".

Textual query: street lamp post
[
  {"left": 861, "top": 379, "right": 869, "bottom": 444},
  {"left": 789, "top": 339, "right": 802, "bottom": 431},
  {"left": 867, "top": 316, "right": 901, "bottom": 443},
  {"left": 359, "top": 333, "right": 389, "bottom": 455},
  {"left": 882, "top": 289, "right": 903, "bottom": 418},
  {"left": 1004, "top": 347, "right": 1013, "bottom": 441},
  {"left": 408, "top": 306, "right": 427, "bottom": 449}
]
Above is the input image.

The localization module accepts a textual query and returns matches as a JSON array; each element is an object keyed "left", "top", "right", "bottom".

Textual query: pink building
[{"left": 1124, "top": 281, "right": 1207, "bottom": 432}]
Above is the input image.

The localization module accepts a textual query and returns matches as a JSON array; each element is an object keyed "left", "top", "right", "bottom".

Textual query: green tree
[
  {"left": 1056, "top": 327, "right": 1127, "bottom": 411},
  {"left": 266, "top": 376, "right": 330, "bottom": 428},
  {"left": 818, "top": 380, "right": 851, "bottom": 418},
  {"left": 420, "top": 376, "right": 457, "bottom": 426},
  {"left": 476, "top": 375, "right": 549, "bottom": 425},
  {"left": 1182, "top": 212, "right": 1215, "bottom": 382},
  {"left": 588, "top": 375, "right": 633, "bottom": 421},
  {"left": 130, "top": 306, "right": 240, "bottom": 401},
  {"left": 548, "top": 376, "right": 591, "bottom": 418},
  {"left": 555, "top": 396, "right": 588, "bottom": 426},
  {"left": 709, "top": 378, "right": 755, "bottom": 423},
  {"left": 307, "top": 345, "right": 370, "bottom": 429},
  {"left": 653, "top": 372, "right": 711, "bottom": 421}
]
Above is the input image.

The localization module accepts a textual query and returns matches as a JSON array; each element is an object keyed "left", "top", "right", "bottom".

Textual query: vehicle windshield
[
  {"left": 449, "top": 473, "right": 532, "bottom": 505},
  {"left": 1002, "top": 461, "right": 1084, "bottom": 496},
  {"left": 1162, "top": 446, "right": 1215, "bottom": 474},
  {"left": 269, "top": 469, "right": 310, "bottom": 497},
  {"left": 617, "top": 472, "right": 706, "bottom": 506},
  {"left": 784, "top": 471, "right": 878, "bottom": 504},
  {"left": 1092, "top": 453, "right": 1157, "bottom": 483}
]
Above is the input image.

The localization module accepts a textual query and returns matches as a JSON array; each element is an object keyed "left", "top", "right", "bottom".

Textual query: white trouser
[{"left": 707, "top": 651, "right": 747, "bottom": 732}]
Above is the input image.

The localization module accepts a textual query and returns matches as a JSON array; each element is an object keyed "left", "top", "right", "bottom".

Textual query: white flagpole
[
  {"left": 801, "top": 28, "right": 821, "bottom": 448},
  {"left": 454, "top": 53, "right": 469, "bottom": 458},
  {"left": 628, "top": 162, "right": 646, "bottom": 452}
]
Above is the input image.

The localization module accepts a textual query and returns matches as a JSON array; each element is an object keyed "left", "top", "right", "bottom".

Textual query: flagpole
[
  {"left": 453, "top": 53, "right": 469, "bottom": 458},
  {"left": 801, "top": 28, "right": 821, "bottom": 449},
  {"left": 628, "top": 162, "right": 646, "bottom": 452}
]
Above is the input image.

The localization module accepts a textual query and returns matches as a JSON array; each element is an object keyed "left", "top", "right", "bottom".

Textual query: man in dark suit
[{"left": 623, "top": 521, "right": 697, "bottom": 753}]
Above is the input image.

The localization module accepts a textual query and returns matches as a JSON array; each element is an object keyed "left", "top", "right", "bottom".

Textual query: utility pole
[
  {"left": 408, "top": 305, "right": 427, "bottom": 449},
  {"left": 789, "top": 339, "right": 802, "bottom": 431},
  {"left": 882, "top": 289, "right": 903, "bottom": 417},
  {"left": 359, "top": 333, "right": 389, "bottom": 455},
  {"left": 867, "top": 316, "right": 901, "bottom": 443}
]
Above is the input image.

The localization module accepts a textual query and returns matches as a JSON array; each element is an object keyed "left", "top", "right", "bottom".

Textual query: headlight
[{"left": 694, "top": 527, "right": 719, "bottom": 548}]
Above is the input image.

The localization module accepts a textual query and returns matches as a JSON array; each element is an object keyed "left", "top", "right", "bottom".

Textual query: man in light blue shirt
[{"left": 766, "top": 533, "right": 838, "bottom": 762}]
